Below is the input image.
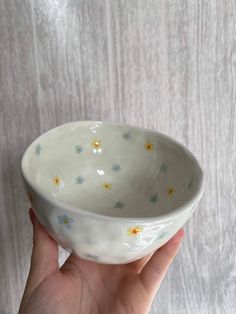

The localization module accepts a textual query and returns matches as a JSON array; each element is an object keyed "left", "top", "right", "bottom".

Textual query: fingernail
[{"left": 29, "top": 208, "right": 35, "bottom": 225}]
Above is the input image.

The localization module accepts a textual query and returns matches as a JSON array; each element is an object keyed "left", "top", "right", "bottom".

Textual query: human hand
[{"left": 19, "top": 208, "right": 184, "bottom": 314}]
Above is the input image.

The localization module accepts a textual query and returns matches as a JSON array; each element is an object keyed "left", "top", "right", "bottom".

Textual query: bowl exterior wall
[{"left": 24, "top": 180, "right": 198, "bottom": 264}]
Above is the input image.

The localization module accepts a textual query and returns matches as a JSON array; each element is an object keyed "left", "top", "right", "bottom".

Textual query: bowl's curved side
[{"left": 24, "top": 178, "right": 201, "bottom": 264}]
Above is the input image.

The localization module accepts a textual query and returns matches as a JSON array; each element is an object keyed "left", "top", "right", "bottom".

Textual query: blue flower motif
[
  {"left": 35, "top": 144, "right": 42, "bottom": 155},
  {"left": 114, "top": 201, "right": 125, "bottom": 209},
  {"left": 75, "top": 175, "right": 85, "bottom": 184},
  {"left": 149, "top": 193, "right": 159, "bottom": 204},
  {"left": 112, "top": 164, "right": 121, "bottom": 172},
  {"left": 75, "top": 145, "right": 83, "bottom": 154},
  {"left": 58, "top": 214, "right": 73, "bottom": 229},
  {"left": 159, "top": 162, "right": 167, "bottom": 174},
  {"left": 122, "top": 131, "right": 131, "bottom": 140},
  {"left": 157, "top": 231, "right": 168, "bottom": 240}
]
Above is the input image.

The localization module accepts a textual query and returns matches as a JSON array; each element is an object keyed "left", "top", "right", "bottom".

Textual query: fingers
[
  {"left": 27, "top": 208, "right": 59, "bottom": 290},
  {"left": 140, "top": 228, "right": 184, "bottom": 295},
  {"left": 126, "top": 253, "right": 153, "bottom": 273}
]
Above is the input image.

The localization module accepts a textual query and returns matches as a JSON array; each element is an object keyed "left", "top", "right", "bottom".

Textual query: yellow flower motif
[
  {"left": 102, "top": 182, "right": 112, "bottom": 190},
  {"left": 53, "top": 176, "right": 61, "bottom": 186},
  {"left": 91, "top": 139, "right": 102, "bottom": 149},
  {"left": 167, "top": 186, "right": 175, "bottom": 197},
  {"left": 127, "top": 226, "right": 143, "bottom": 236},
  {"left": 145, "top": 142, "right": 153, "bottom": 151}
]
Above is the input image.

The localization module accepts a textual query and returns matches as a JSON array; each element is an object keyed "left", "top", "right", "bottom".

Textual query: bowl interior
[{"left": 22, "top": 121, "right": 203, "bottom": 218}]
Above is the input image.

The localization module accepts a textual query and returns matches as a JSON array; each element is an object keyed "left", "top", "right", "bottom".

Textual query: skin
[{"left": 19, "top": 209, "right": 184, "bottom": 314}]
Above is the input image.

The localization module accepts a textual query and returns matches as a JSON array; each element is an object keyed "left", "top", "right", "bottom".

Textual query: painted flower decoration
[
  {"left": 127, "top": 226, "right": 143, "bottom": 236},
  {"left": 145, "top": 142, "right": 153, "bottom": 152},
  {"left": 157, "top": 231, "right": 168, "bottom": 240},
  {"left": 112, "top": 164, "right": 121, "bottom": 172},
  {"left": 35, "top": 144, "right": 41, "bottom": 155},
  {"left": 53, "top": 175, "right": 61, "bottom": 186},
  {"left": 114, "top": 201, "right": 125, "bottom": 209},
  {"left": 75, "top": 145, "right": 83, "bottom": 154},
  {"left": 91, "top": 139, "right": 102, "bottom": 150},
  {"left": 149, "top": 193, "right": 159, "bottom": 204},
  {"left": 167, "top": 186, "right": 175, "bottom": 197},
  {"left": 122, "top": 131, "right": 131, "bottom": 140},
  {"left": 103, "top": 182, "right": 112, "bottom": 190},
  {"left": 159, "top": 162, "right": 167, "bottom": 174},
  {"left": 75, "top": 175, "right": 85, "bottom": 184},
  {"left": 58, "top": 214, "right": 73, "bottom": 229}
]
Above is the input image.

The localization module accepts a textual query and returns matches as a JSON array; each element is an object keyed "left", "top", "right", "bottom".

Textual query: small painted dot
[
  {"left": 145, "top": 142, "right": 153, "bottom": 151},
  {"left": 167, "top": 186, "right": 175, "bottom": 197},
  {"left": 53, "top": 176, "right": 61, "bottom": 186},
  {"left": 103, "top": 182, "right": 112, "bottom": 190}
]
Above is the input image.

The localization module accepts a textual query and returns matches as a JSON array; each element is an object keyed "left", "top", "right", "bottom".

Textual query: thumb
[{"left": 27, "top": 208, "right": 59, "bottom": 290}]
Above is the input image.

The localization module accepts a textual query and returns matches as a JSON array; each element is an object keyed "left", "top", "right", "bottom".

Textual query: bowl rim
[{"left": 21, "top": 120, "right": 205, "bottom": 223}]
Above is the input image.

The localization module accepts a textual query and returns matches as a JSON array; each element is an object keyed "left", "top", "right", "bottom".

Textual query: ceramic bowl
[{"left": 21, "top": 121, "right": 204, "bottom": 264}]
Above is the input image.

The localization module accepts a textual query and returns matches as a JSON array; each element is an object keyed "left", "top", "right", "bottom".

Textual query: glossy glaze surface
[
  {"left": 21, "top": 121, "right": 204, "bottom": 264},
  {"left": 22, "top": 121, "right": 203, "bottom": 218}
]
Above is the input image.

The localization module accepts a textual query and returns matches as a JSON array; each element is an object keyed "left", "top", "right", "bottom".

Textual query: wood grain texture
[{"left": 0, "top": 0, "right": 236, "bottom": 313}]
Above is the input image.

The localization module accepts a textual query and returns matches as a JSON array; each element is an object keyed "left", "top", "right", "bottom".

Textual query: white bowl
[{"left": 21, "top": 121, "right": 204, "bottom": 264}]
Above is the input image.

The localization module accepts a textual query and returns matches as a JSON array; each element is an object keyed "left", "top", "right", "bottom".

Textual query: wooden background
[{"left": 0, "top": 0, "right": 235, "bottom": 313}]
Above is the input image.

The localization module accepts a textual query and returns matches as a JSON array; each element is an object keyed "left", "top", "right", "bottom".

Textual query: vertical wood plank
[
  {"left": 0, "top": 0, "right": 235, "bottom": 313},
  {"left": 0, "top": 1, "right": 41, "bottom": 313}
]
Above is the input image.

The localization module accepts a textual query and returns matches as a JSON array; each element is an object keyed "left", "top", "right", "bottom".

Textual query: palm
[
  {"left": 61, "top": 255, "right": 152, "bottom": 314},
  {"left": 22, "top": 256, "right": 152, "bottom": 314},
  {"left": 19, "top": 210, "right": 184, "bottom": 314}
]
